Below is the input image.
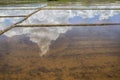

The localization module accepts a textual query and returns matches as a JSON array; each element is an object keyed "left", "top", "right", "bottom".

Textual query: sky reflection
[
  {"left": 0, "top": 18, "right": 23, "bottom": 30},
  {"left": 0, "top": 4, "right": 120, "bottom": 56},
  {"left": 21, "top": 10, "right": 120, "bottom": 24}
]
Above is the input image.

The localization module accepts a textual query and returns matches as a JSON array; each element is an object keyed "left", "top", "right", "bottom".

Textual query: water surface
[{"left": 0, "top": 3, "right": 120, "bottom": 80}]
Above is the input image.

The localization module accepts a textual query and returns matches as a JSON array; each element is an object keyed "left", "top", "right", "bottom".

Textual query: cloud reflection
[{"left": 1, "top": 5, "right": 120, "bottom": 56}]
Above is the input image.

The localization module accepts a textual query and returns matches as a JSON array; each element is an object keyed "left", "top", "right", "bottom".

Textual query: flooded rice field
[{"left": 0, "top": 3, "right": 120, "bottom": 80}]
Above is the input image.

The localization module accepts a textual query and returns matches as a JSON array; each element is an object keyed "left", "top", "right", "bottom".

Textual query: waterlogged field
[{"left": 0, "top": 2, "right": 120, "bottom": 80}]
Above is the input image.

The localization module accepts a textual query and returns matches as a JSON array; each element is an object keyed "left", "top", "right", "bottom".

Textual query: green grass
[{"left": 0, "top": 0, "right": 119, "bottom": 5}]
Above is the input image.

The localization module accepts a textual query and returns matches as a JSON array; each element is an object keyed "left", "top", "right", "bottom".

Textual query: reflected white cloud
[
  {"left": 21, "top": 8, "right": 120, "bottom": 24},
  {"left": 1, "top": 5, "right": 120, "bottom": 56},
  {"left": 5, "top": 27, "right": 71, "bottom": 56},
  {"left": 0, "top": 4, "right": 46, "bottom": 31},
  {"left": 0, "top": 10, "right": 33, "bottom": 30},
  {"left": 27, "top": 27, "right": 71, "bottom": 56}
]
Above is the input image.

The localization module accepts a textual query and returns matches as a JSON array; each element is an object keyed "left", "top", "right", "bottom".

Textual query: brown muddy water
[{"left": 0, "top": 3, "right": 120, "bottom": 80}]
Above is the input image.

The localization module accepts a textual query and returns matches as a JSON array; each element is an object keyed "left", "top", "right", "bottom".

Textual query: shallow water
[
  {"left": 21, "top": 10, "right": 120, "bottom": 24},
  {"left": 0, "top": 3, "right": 120, "bottom": 80},
  {"left": 0, "top": 18, "right": 24, "bottom": 30}
]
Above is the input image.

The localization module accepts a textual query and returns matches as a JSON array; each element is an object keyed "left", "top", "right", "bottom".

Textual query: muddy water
[{"left": 0, "top": 3, "right": 120, "bottom": 80}]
